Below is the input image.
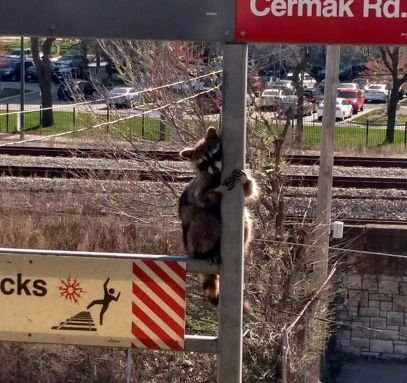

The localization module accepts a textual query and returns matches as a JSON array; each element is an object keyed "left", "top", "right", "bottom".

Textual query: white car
[
  {"left": 106, "top": 87, "right": 143, "bottom": 108},
  {"left": 365, "top": 84, "right": 389, "bottom": 103},
  {"left": 338, "top": 83, "right": 360, "bottom": 90},
  {"left": 259, "top": 88, "right": 284, "bottom": 110},
  {"left": 286, "top": 72, "right": 317, "bottom": 90},
  {"left": 317, "top": 98, "right": 353, "bottom": 121}
]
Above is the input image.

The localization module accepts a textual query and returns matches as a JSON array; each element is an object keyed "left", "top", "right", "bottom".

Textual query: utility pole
[{"left": 313, "top": 45, "right": 340, "bottom": 282}]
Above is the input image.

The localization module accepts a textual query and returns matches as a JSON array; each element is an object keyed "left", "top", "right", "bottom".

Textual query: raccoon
[{"left": 178, "top": 126, "right": 257, "bottom": 309}]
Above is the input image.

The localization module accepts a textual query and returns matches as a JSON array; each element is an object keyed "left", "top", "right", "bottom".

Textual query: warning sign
[{"left": 0, "top": 253, "right": 186, "bottom": 350}]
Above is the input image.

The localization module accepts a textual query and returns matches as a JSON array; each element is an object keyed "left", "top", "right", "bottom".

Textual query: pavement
[
  {"left": 0, "top": 80, "right": 40, "bottom": 102},
  {"left": 335, "top": 360, "right": 407, "bottom": 383}
]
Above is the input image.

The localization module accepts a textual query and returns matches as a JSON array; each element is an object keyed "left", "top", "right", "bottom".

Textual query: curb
[{"left": 0, "top": 90, "right": 39, "bottom": 103}]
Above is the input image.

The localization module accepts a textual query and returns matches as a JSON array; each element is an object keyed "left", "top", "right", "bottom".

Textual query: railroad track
[
  {"left": 0, "top": 146, "right": 182, "bottom": 161},
  {"left": 1, "top": 146, "right": 407, "bottom": 168},
  {"left": 1, "top": 165, "right": 407, "bottom": 189}
]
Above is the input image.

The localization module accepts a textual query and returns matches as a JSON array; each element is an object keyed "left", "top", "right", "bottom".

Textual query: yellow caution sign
[{"left": 0, "top": 252, "right": 186, "bottom": 350}]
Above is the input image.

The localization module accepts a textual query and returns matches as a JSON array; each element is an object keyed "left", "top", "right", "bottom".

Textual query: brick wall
[
  {"left": 333, "top": 225, "right": 407, "bottom": 359},
  {"left": 337, "top": 273, "right": 407, "bottom": 358}
]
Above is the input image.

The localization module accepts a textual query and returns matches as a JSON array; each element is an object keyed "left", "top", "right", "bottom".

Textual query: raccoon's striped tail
[{"left": 200, "top": 273, "right": 251, "bottom": 314}]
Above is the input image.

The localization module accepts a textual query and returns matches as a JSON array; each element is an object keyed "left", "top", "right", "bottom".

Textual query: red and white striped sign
[{"left": 131, "top": 260, "right": 186, "bottom": 351}]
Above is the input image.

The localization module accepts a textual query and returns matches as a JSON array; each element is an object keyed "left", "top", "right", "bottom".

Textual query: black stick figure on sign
[{"left": 87, "top": 278, "right": 120, "bottom": 325}]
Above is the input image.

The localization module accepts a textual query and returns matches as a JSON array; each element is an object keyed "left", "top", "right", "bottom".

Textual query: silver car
[
  {"left": 106, "top": 87, "right": 143, "bottom": 108},
  {"left": 365, "top": 84, "right": 389, "bottom": 103}
]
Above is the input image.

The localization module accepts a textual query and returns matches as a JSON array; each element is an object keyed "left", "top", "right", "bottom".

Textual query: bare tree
[
  {"left": 287, "top": 46, "right": 312, "bottom": 144},
  {"left": 365, "top": 47, "right": 407, "bottom": 144}
]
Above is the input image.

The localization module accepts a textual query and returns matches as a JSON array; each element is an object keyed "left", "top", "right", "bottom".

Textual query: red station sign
[{"left": 235, "top": 0, "right": 407, "bottom": 45}]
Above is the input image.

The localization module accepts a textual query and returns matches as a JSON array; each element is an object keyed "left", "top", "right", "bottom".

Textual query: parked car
[
  {"left": 304, "top": 89, "right": 318, "bottom": 104},
  {"left": 270, "top": 79, "right": 295, "bottom": 90},
  {"left": 317, "top": 98, "right": 353, "bottom": 121},
  {"left": 53, "top": 55, "right": 88, "bottom": 82},
  {"left": 7, "top": 48, "right": 32, "bottom": 59},
  {"left": 338, "top": 83, "right": 360, "bottom": 90},
  {"left": 106, "top": 87, "right": 143, "bottom": 108},
  {"left": 286, "top": 72, "right": 317, "bottom": 90},
  {"left": 278, "top": 95, "right": 314, "bottom": 116},
  {"left": 352, "top": 78, "right": 370, "bottom": 90},
  {"left": 337, "top": 88, "right": 365, "bottom": 114},
  {"left": 196, "top": 89, "right": 222, "bottom": 114},
  {"left": 259, "top": 88, "right": 284, "bottom": 110},
  {"left": 57, "top": 80, "right": 97, "bottom": 101},
  {"left": 364, "top": 84, "right": 389, "bottom": 103},
  {"left": 25, "top": 65, "right": 38, "bottom": 82},
  {"left": 0, "top": 60, "right": 34, "bottom": 81}
]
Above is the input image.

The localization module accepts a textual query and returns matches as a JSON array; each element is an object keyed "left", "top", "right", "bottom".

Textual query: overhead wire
[
  {"left": 266, "top": 307, "right": 407, "bottom": 341},
  {"left": 255, "top": 237, "right": 407, "bottom": 260}
]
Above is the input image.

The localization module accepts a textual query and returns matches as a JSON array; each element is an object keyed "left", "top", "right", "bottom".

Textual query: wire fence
[
  {"left": 1, "top": 97, "right": 405, "bottom": 150},
  {"left": 252, "top": 114, "right": 407, "bottom": 150}
]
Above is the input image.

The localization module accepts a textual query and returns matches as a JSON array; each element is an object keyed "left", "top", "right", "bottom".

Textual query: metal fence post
[
  {"left": 159, "top": 112, "right": 166, "bottom": 141},
  {"left": 404, "top": 122, "right": 407, "bottom": 149},
  {"left": 142, "top": 114, "right": 145, "bottom": 138},
  {"left": 6, "top": 104, "right": 9, "bottom": 132},
  {"left": 217, "top": 43, "right": 247, "bottom": 383},
  {"left": 106, "top": 106, "right": 110, "bottom": 133},
  {"left": 366, "top": 120, "right": 369, "bottom": 147},
  {"left": 73, "top": 107, "right": 76, "bottom": 131}
]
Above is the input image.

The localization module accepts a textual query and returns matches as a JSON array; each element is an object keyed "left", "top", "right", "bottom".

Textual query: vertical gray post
[
  {"left": 20, "top": 36, "right": 25, "bottom": 139},
  {"left": 126, "top": 349, "right": 132, "bottom": 383},
  {"left": 314, "top": 45, "right": 340, "bottom": 282},
  {"left": 217, "top": 43, "right": 248, "bottom": 383}
]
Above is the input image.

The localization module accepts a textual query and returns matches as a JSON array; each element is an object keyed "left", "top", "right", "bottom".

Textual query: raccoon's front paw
[
  {"left": 232, "top": 169, "right": 248, "bottom": 184},
  {"left": 222, "top": 176, "right": 236, "bottom": 191}
]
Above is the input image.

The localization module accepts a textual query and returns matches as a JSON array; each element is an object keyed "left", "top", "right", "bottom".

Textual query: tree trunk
[
  {"left": 295, "top": 90, "right": 304, "bottom": 144},
  {"left": 31, "top": 37, "right": 55, "bottom": 127},
  {"left": 385, "top": 85, "right": 399, "bottom": 144}
]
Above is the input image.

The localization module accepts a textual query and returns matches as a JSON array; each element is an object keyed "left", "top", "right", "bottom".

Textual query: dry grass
[
  {"left": 0, "top": 159, "right": 330, "bottom": 382},
  {"left": 0, "top": 186, "right": 220, "bottom": 383}
]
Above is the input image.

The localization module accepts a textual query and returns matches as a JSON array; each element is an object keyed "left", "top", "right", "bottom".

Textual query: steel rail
[
  {"left": 2, "top": 166, "right": 407, "bottom": 189},
  {"left": 1, "top": 147, "right": 407, "bottom": 168}
]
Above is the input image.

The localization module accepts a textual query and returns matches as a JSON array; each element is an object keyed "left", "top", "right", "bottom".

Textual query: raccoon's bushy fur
[{"left": 178, "top": 126, "right": 257, "bottom": 309}]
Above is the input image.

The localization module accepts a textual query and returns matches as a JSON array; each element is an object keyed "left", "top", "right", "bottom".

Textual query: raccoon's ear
[
  {"left": 205, "top": 126, "right": 219, "bottom": 139},
  {"left": 180, "top": 148, "right": 194, "bottom": 159}
]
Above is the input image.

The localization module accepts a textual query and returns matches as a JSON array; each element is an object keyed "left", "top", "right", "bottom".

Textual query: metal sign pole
[
  {"left": 20, "top": 36, "right": 25, "bottom": 139},
  {"left": 217, "top": 42, "right": 248, "bottom": 383},
  {"left": 313, "top": 45, "right": 340, "bottom": 282}
]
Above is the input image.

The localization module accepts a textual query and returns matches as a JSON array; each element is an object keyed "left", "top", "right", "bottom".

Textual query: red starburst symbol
[{"left": 59, "top": 276, "right": 85, "bottom": 304}]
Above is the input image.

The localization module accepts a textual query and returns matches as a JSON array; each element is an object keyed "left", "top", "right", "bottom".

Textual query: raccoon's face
[{"left": 180, "top": 127, "right": 222, "bottom": 175}]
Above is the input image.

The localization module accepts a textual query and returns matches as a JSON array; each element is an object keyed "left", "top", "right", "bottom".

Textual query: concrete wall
[{"left": 335, "top": 225, "right": 407, "bottom": 359}]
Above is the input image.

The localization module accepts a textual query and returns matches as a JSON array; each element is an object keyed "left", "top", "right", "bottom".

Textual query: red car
[{"left": 337, "top": 88, "right": 365, "bottom": 114}]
